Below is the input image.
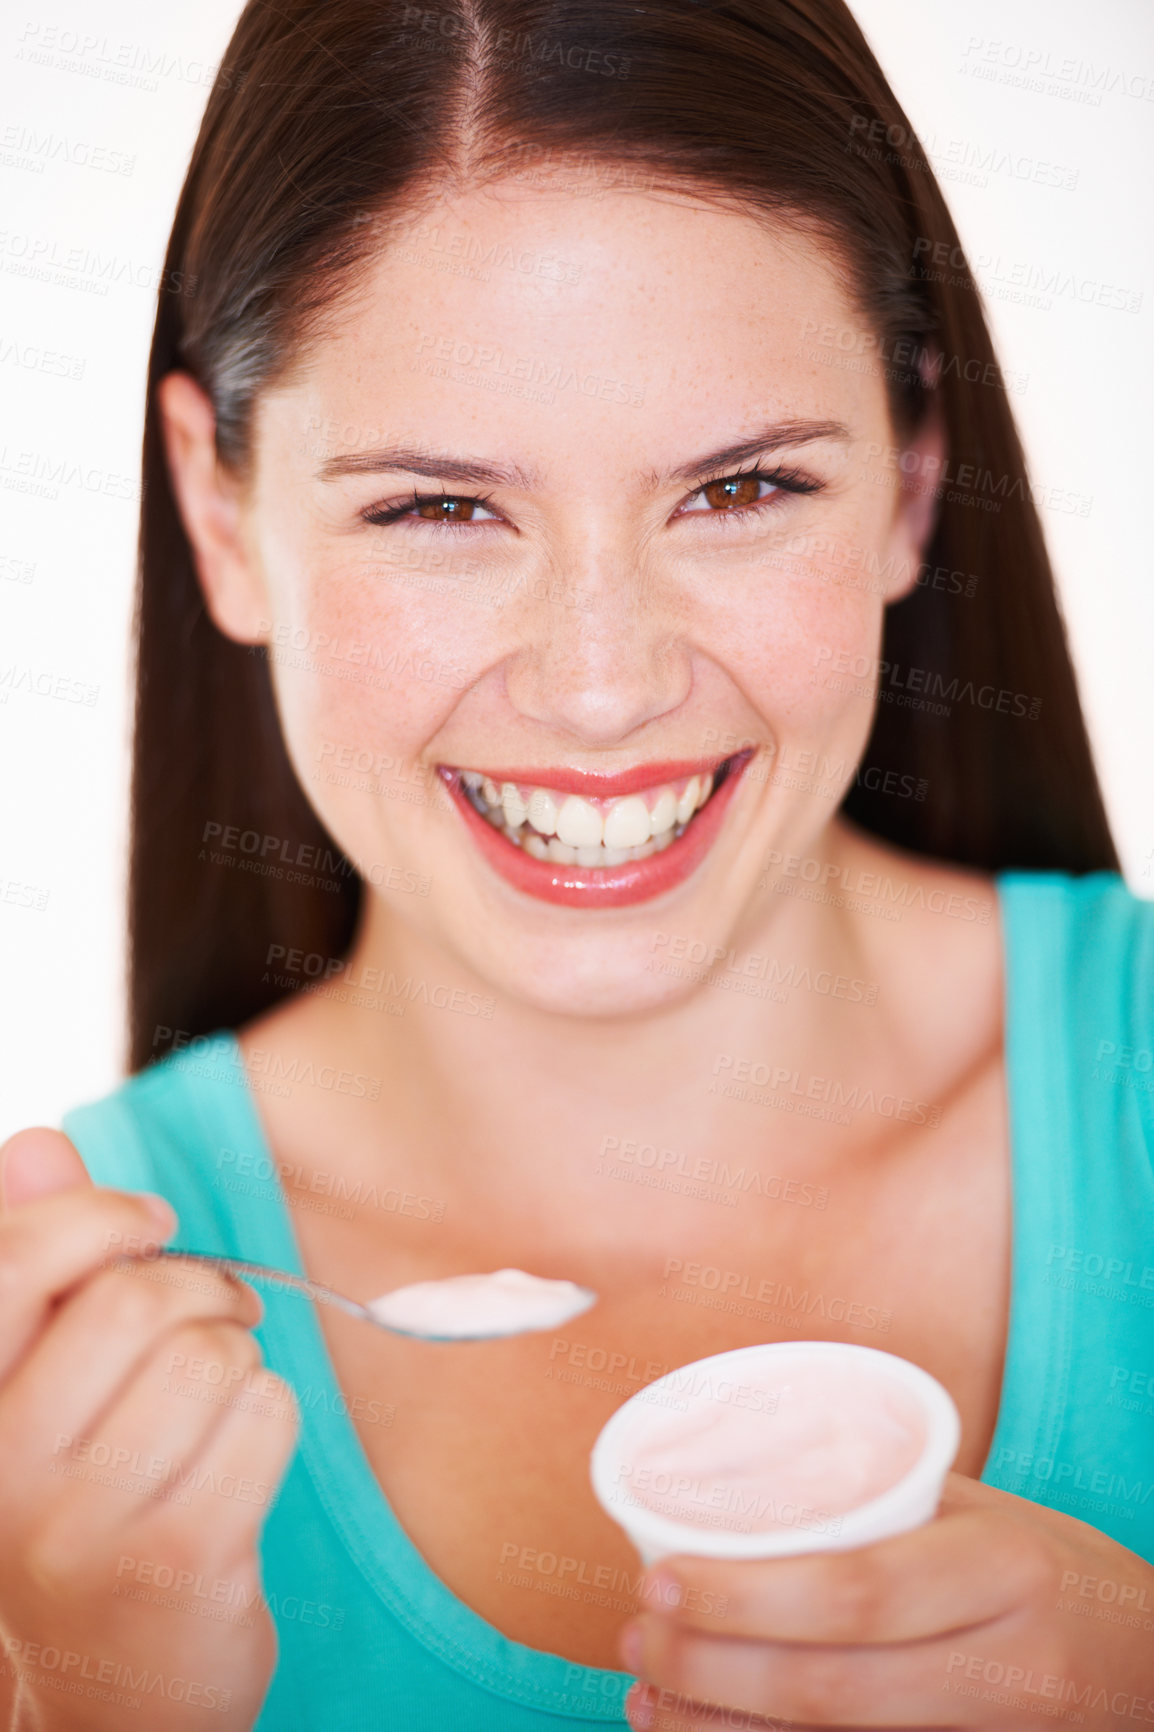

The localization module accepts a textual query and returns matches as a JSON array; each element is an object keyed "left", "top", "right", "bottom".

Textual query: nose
[{"left": 501, "top": 552, "right": 692, "bottom": 748}]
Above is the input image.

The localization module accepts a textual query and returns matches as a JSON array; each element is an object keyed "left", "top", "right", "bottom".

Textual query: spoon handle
[{"left": 154, "top": 1248, "right": 374, "bottom": 1324}]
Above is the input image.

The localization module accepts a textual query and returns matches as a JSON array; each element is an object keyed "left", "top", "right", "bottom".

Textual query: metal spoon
[{"left": 145, "top": 1249, "right": 597, "bottom": 1342}]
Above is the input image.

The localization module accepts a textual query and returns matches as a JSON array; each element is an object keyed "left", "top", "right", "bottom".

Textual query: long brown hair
[{"left": 130, "top": 0, "right": 1117, "bottom": 1071}]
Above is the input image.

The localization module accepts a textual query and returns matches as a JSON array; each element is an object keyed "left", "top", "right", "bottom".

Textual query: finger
[
  {"left": 639, "top": 1507, "right": 1053, "bottom": 1644},
  {"left": 0, "top": 1185, "right": 178, "bottom": 1381},
  {"left": 625, "top": 1617, "right": 1014, "bottom": 1727},
  {"left": 0, "top": 1127, "right": 92, "bottom": 1209},
  {"left": 24, "top": 1321, "right": 266, "bottom": 1561},
  {"left": 138, "top": 1347, "right": 300, "bottom": 1566},
  {"left": 0, "top": 1256, "right": 263, "bottom": 1466}
]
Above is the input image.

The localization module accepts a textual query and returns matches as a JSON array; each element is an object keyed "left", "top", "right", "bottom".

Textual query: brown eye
[
  {"left": 701, "top": 473, "right": 765, "bottom": 510},
  {"left": 415, "top": 496, "right": 478, "bottom": 521}
]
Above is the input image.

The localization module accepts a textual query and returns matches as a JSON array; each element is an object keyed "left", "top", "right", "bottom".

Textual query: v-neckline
[{"left": 196, "top": 868, "right": 1047, "bottom": 1713}]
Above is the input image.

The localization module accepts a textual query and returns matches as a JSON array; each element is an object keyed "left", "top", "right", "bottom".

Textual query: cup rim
[{"left": 589, "top": 1339, "right": 961, "bottom": 1560}]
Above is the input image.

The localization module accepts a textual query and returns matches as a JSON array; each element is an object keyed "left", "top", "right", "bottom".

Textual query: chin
[{"left": 462, "top": 925, "right": 718, "bottom": 1021}]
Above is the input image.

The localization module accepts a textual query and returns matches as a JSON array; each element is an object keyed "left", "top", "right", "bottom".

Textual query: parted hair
[{"left": 130, "top": 0, "right": 1117, "bottom": 1069}]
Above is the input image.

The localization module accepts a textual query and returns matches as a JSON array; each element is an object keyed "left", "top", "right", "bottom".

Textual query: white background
[{"left": 1, "top": 0, "right": 1151, "bottom": 1139}]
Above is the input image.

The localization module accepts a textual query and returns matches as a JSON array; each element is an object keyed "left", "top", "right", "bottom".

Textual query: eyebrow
[{"left": 315, "top": 418, "right": 851, "bottom": 490}]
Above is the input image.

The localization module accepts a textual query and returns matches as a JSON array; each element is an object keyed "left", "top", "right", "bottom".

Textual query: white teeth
[
  {"left": 556, "top": 794, "right": 604, "bottom": 849},
  {"left": 459, "top": 762, "right": 725, "bottom": 868},
  {"left": 647, "top": 788, "right": 677, "bottom": 838},
  {"left": 602, "top": 795, "right": 651, "bottom": 850},
  {"left": 675, "top": 776, "right": 701, "bottom": 826},
  {"left": 526, "top": 787, "right": 558, "bottom": 836},
  {"left": 501, "top": 782, "right": 528, "bottom": 829}
]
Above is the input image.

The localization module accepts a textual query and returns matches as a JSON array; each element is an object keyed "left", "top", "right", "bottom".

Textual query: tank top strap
[
  {"left": 63, "top": 1031, "right": 305, "bottom": 1273},
  {"left": 983, "top": 871, "right": 1154, "bottom": 1561}
]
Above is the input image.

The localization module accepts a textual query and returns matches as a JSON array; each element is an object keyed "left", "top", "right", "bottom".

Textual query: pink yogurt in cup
[{"left": 591, "top": 1341, "right": 960, "bottom": 1564}]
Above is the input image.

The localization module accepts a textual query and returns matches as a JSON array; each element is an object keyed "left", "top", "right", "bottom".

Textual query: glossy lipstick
[{"left": 438, "top": 752, "right": 751, "bottom": 909}]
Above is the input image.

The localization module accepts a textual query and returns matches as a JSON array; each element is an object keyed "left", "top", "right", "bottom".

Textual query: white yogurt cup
[{"left": 590, "top": 1340, "right": 960, "bottom": 1565}]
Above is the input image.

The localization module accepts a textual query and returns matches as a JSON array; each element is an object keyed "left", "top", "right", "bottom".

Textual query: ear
[
  {"left": 156, "top": 371, "right": 269, "bottom": 644},
  {"left": 880, "top": 395, "right": 947, "bottom": 605}
]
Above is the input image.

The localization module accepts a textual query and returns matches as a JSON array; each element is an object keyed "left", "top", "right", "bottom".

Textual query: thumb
[{"left": 0, "top": 1126, "right": 93, "bottom": 1212}]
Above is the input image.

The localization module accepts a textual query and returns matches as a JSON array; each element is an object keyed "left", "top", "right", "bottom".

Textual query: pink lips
[{"left": 438, "top": 753, "right": 751, "bottom": 909}]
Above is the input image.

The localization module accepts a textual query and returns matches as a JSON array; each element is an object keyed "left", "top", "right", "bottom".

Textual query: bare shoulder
[
  {"left": 831, "top": 818, "right": 1004, "bottom": 1084},
  {"left": 234, "top": 986, "right": 322, "bottom": 1066},
  {"left": 232, "top": 984, "right": 365, "bottom": 1166},
  {"left": 833, "top": 817, "right": 999, "bottom": 922}
]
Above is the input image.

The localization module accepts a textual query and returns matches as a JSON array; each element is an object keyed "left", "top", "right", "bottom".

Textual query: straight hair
[{"left": 130, "top": 0, "right": 1117, "bottom": 1070}]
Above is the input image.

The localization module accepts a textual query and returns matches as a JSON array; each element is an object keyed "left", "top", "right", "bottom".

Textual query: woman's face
[{"left": 170, "top": 175, "right": 939, "bottom": 1017}]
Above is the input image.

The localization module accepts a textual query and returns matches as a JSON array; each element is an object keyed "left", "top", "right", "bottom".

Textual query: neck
[{"left": 271, "top": 819, "right": 922, "bottom": 1242}]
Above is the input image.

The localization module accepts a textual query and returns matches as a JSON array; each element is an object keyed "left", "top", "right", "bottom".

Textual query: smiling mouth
[{"left": 445, "top": 756, "right": 743, "bottom": 867}]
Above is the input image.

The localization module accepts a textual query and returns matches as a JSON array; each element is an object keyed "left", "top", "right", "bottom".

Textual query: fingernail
[
  {"left": 642, "top": 1568, "right": 682, "bottom": 1609},
  {"left": 141, "top": 1192, "right": 177, "bottom": 1236},
  {"left": 625, "top": 1682, "right": 654, "bottom": 1729},
  {"left": 619, "top": 1621, "right": 643, "bottom": 1674}
]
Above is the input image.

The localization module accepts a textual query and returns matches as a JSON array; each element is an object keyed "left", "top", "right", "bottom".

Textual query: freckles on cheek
[
  {"left": 272, "top": 647, "right": 454, "bottom": 772},
  {"left": 269, "top": 567, "right": 475, "bottom": 768},
  {"left": 723, "top": 566, "right": 878, "bottom": 731}
]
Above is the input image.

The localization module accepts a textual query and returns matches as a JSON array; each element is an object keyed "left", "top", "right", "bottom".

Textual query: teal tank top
[{"left": 61, "top": 871, "right": 1154, "bottom": 1727}]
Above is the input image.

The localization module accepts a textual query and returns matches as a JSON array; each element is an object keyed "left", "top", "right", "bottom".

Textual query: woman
[{"left": 1, "top": 0, "right": 1151, "bottom": 1726}]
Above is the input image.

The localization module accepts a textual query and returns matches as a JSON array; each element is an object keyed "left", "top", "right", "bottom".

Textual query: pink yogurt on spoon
[{"left": 366, "top": 1267, "right": 595, "bottom": 1338}]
